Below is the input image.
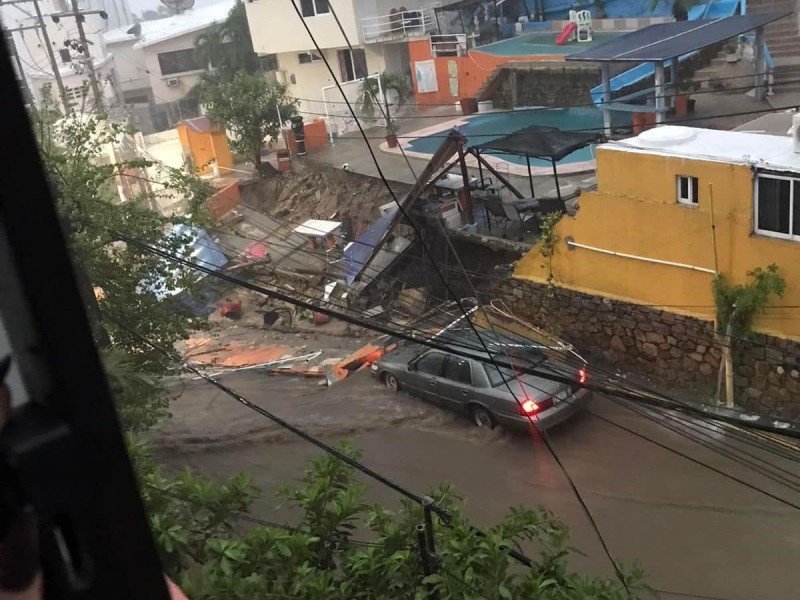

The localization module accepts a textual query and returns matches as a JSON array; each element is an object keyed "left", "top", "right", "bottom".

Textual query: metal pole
[
  {"left": 457, "top": 145, "right": 474, "bottom": 224},
  {"left": 476, "top": 148, "right": 483, "bottom": 184},
  {"left": 32, "top": 0, "right": 71, "bottom": 113},
  {"left": 654, "top": 60, "right": 666, "bottom": 124},
  {"left": 422, "top": 496, "right": 438, "bottom": 556},
  {"left": 708, "top": 182, "right": 719, "bottom": 274},
  {"left": 71, "top": 0, "right": 103, "bottom": 110},
  {"left": 526, "top": 155, "right": 535, "bottom": 197},
  {"left": 551, "top": 158, "right": 562, "bottom": 204},
  {"left": 600, "top": 63, "right": 612, "bottom": 135},
  {"left": 754, "top": 27, "right": 766, "bottom": 100},
  {"left": 416, "top": 524, "right": 439, "bottom": 600}
]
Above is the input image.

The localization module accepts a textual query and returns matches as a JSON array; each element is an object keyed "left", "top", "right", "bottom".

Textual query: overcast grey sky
[{"left": 125, "top": 0, "right": 224, "bottom": 18}]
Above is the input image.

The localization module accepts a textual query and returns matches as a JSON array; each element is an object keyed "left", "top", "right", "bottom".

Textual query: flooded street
[{"left": 159, "top": 369, "right": 800, "bottom": 600}]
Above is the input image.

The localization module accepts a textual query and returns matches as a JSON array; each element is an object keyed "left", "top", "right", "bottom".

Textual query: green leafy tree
[
  {"left": 135, "top": 440, "right": 652, "bottom": 599},
  {"left": 712, "top": 264, "right": 785, "bottom": 406},
  {"left": 358, "top": 72, "right": 413, "bottom": 120},
  {"left": 33, "top": 86, "right": 213, "bottom": 430},
  {"left": 649, "top": 0, "right": 701, "bottom": 20},
  {"left": 194, "top": 22, "right": 229, "bottom": 73},
  {"left": 200, "top": 73, "right": 298, "bottom": 169}
]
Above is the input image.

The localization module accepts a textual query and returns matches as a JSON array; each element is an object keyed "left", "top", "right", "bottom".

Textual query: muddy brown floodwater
[{"left": 157, "top": 370, "right": 800, "bottom": 600}]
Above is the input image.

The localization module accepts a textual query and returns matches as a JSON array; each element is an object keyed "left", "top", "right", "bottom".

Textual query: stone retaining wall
[{"left": 492, "top": 275, "right": 800, "bottom": 418}]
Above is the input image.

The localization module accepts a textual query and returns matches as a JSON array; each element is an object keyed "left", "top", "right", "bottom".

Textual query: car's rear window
[{"left": 482, "top": 353, "right": 544, "bottom": 387}]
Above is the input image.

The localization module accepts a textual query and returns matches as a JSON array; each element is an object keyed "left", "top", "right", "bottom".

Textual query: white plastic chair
[{"left": 576, "top": 10, "right": 593, "bottom": 42}]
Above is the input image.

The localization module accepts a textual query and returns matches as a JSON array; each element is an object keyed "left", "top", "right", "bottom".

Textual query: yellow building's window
[
  {"left": 677, "top": 175, "right": 698, "bottom": 206},
  {"left": 756, "top": 175, "right": 797, "bottom": 239}
]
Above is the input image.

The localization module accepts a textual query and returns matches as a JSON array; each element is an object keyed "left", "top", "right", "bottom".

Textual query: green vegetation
[
  {"left": 200, "top": 73, "right": 298, "bottom": 169},
  {"left": 34, "top": 85, "right": 212, "bottom": 430},
  {"left": 712, "top": 264, "right": 785, "bottom": 405}
]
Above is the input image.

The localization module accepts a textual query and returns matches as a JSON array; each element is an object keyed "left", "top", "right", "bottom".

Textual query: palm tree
[
  {"left": 650, "top": 0, "right": 702, "bottom": 21},
  {"left": 194, "top": 22, "right": 228, "bottom": 73}
]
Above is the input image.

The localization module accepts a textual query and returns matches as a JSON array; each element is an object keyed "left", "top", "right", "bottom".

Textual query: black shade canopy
[
  {"left": 472, "top": 126, "right": 604, "bottom": 161},
  {"left": 566, "top": 13, "right": 788, "bottom": 62},
  {"left": 435, "top": 0, "right": 489, "bottom": 11}
]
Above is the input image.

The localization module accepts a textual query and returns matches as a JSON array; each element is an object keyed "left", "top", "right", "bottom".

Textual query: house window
[
  {"left": 300, "top": 0, "right": 329, "bottom": 17},
  {"left": 756, "top": 174, "right": 800, "bottom": 239},
  {"left": 677, "top": 175, "right": 698, "bottom": 205},
  {"left": 298, "top": 51, "right": 322, "bottom": 64},
  {"left": 337, "top": 48, "right": 367, "bottom": 82},
  {"left": 59, "top": 48, "right": 71, "bottom": 63},
  {"left": 259, "top": 53, "right": 278, "bottom": 71},
  {"left": 157, "top": 48, "right": 200, "bottom": 76}
]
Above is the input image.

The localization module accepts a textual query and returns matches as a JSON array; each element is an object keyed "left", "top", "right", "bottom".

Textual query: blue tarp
[
  {"left": 147, "top": 224, "right": 228, "bottom": 299},
  {"left": 344, "top": 207, "right": 398, "bottom": 284}
]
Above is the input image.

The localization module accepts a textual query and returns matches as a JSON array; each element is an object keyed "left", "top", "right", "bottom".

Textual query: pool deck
[
  {"left": 472, "top": 31, "right": 623, "bottom": 58},
  {"left": 380, "top": 111, "right": 598, "bottom": 177}
]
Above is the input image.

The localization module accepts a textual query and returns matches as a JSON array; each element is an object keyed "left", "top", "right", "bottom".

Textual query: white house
[
  {"left": 103, "top": 0, "right": 235, "bottom": 131},
  {"left": 244, "top": 0, "right": 438, "bottom": 134},
  {"left": 2, "top": 0, "right": 134, "bottom": 110}
]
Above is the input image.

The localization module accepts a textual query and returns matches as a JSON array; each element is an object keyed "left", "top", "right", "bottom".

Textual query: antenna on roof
[{"left": 160, "top": 0, "right": 194, "bottom": 14}]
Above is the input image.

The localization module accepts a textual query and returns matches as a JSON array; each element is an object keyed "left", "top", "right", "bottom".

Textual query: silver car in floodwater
[{"left": 371, "top": 344, "right": 592, "bottom": 432}]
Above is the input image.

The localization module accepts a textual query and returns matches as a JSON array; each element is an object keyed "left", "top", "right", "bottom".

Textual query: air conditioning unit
[
  {"left": 792, "top": 112, "right": 800, "bottom": 154},
  {"left": 166, "top": 77, "right": 180, "bottom": 88}
]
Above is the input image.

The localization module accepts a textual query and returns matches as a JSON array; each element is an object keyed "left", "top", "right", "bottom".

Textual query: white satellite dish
[{"left": 161, "top": 0, "right": 194, "bottom": 13}]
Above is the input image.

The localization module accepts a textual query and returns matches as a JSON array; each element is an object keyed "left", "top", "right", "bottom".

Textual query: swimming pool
[{"left": 404, "top": 108, "right": 628, "bottom": 171}]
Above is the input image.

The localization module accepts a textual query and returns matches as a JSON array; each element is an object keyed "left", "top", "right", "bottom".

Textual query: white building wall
[
  {"left": 245, "top": 0, "right": 361, "bottom": 54},
  {"left": 143, "top": 33, "right": 206, "bottom": 105},
  {"left": 277, "top": 44, "right": 386, "bottom": 116},
  {"left": 106, "top": 39, "right": 149, "bottom": 94}
]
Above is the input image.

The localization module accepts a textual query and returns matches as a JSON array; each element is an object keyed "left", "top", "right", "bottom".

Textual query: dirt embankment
[{"left": 240, "top": 163, "right": 411, "bottom": 229}]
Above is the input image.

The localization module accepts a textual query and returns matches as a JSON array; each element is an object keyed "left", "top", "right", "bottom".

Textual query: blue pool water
[{"left": 407, "top": 108, "right": 629, "bottom": 168}]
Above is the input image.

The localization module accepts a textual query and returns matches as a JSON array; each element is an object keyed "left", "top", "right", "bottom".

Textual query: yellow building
[
  {"left": 176, "top": 116, "right": 234, "bottom": 176},
  {"left": 515, "top": 125, "right": 800, "bottom": 340}
]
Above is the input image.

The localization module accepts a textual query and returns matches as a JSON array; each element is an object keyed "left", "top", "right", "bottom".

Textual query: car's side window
[
  {"left": 443, "top": 356, "right": 472, "bottom": 385},
  {"left": 416, "top": 352, "right": 446, "bottom": 376}
]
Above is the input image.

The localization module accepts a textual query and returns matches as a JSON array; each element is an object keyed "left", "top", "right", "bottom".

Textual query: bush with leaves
[{"left": 135, "top": 440, "right": 652, "bottom": 599}]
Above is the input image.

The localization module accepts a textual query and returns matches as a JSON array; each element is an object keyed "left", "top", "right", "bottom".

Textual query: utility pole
[
  {"left": 3, "top": 27, "right": 34, "bottom": 106},
  {"left": 31, "top": 0, "right": 71, "bottom": 112},
  {"left": 68, "top": 0, "right": 103, "bottom": 110}
]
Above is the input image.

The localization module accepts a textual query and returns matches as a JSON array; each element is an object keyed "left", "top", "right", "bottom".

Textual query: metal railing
[
  {"left": 430, "top": 33, "right": 467, "bottom": 57},
  {"left": 361, "top": 7, "right": 436, "bottom": 41}
]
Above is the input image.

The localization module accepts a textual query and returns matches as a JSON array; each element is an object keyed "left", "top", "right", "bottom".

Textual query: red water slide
[{"left": 555, "top": 22, "right": 577, "bottom": 45}]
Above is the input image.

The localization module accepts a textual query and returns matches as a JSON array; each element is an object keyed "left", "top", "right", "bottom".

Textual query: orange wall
[
  {"left": 208, "top": 182, "right": 242, "bottom": 219},
  {"left": 176, "top": 125, "right": 234, "bottom": 175},
  {"left": 408, "top": 39, "right": 564, "bottom": 105}
]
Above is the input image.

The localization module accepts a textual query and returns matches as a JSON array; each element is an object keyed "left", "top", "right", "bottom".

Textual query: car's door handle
[
  {"left": 428, "top": 380, "right": 437, "bottom": 386},
  {"left": 460, "top": 390, "right": 469, "bottom": 397}
]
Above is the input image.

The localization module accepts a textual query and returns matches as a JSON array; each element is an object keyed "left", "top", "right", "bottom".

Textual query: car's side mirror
[{"left": 408, "top": 360, "right": 417, "bottom": 371}]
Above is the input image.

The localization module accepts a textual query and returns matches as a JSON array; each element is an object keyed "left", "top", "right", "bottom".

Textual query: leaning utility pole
[
  {"left": 68, "top": 0, "right": 103, "bottom": 109},
  {"left": 31, "top": 0, "right": 71, "bottom": 112}
]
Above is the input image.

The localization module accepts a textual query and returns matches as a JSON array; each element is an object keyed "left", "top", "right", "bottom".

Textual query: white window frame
[
  {"left": 676, "top": 175, "right": 698, "bottom": 206},
  {"left": 298, "top": 51, "right": 322, "bottom": 64},
  {"left": 754, "top": 173, "right": 798, "bottom": 241},
  {"left": 300, "top": 0, "right": 330, "bottom": 17}
]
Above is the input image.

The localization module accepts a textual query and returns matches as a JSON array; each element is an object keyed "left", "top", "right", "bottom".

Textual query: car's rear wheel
[
  {"left": 470, "top": 405, "right": 496, "bottom": 429},
  {"left": 383, "top": 372, "right": 400, "bottom": 392}
]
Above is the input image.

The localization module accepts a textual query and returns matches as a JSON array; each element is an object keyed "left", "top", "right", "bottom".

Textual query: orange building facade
[
  {"left": 176, "top": 116, "right": 234, "bottom": 176},
  {"left": 408, "top": 39, "right": 564, "bottom": 106}
]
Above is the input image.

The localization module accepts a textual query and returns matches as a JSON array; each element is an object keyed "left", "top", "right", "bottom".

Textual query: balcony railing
[
  {"left": 430, "top": 33, "right": 467, "bottom": 57},
  {"left": 361, "top": 7, "right": 436, "bottom": 42}
]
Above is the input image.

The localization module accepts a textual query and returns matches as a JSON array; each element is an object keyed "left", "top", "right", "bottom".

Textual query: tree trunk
[{"left": 254, "top": 147, "right": 262, "bottom": 171}]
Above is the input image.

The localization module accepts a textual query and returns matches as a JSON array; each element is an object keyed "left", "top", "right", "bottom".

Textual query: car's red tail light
[
  {"left": 578, "top": 368, "right": 587, "bottom": 385},
  {"left": 520, "top": 398, "right": 540, "bottom": 415}
]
